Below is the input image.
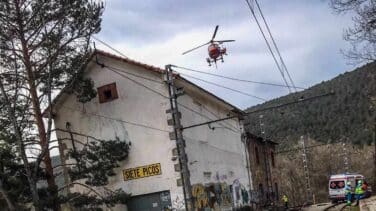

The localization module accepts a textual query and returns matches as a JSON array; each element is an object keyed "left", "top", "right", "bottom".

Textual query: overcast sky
[{"left": 95, "top": 0, "right": 357, "bottom": 109}]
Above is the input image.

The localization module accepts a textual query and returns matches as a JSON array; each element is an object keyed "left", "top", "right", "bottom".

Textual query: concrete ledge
[{"left": 360, "top": 196, "right": 376, "bottom": 211}]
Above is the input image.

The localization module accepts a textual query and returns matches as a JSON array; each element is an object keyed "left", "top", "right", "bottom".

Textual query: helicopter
[{"left": 182, "top": 25, "right": 235, "bottom": 67}]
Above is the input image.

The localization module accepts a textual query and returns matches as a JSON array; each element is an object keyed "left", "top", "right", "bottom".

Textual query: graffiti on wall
[
  {"left": 172, "top": 195, "right": 185, "bottom": 210},
  {"left": 192, "top": 180, "right": 249, "bottom": 210},
  {"left": 232, "top": 179, "right": 249, "bottom": 207},
  {"left": 214, "top": 171, "right": 228, "bottom": 181}
]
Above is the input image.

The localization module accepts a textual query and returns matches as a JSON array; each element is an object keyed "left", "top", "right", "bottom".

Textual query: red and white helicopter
[{"left": 182, "top": 25, "right": 235, "bottom": 67}]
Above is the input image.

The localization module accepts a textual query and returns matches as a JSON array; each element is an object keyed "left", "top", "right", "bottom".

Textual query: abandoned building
[
  {"left": 245, "top": 132, "right": 279, "bottom": 206},
  {"left": 49, "top": 50, "right": 256, "bottom": 210}
]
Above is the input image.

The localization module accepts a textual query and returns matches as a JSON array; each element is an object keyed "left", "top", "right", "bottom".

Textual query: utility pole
[
  {"left": 165, "top": 65, "right": 194, "bottom": 211},
  {"left": 241, "top": 121, "right": 254, "bottom": 193},
  {"left": 374, "top": 121, "right": 376, "bottom": 188},
  {"left": 259, "top": 115, "right": 272, "bottom": 205},
  {"left": 301, "top": 135, "right": 312, "bottom": 204},
  {"left": 342, "top": 139, "right": 350, "bottom": 173}
]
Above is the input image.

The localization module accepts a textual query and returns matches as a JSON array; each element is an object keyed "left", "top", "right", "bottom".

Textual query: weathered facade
[
  {"left": 245, "top": 132, "right": 278, "bottom": 207},
  {"left": 51, "top": 50, "right": 253, "bottom": 210}
]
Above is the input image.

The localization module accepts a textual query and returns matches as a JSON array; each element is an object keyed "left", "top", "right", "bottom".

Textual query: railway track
[
  {"left": 323, "top": 202, "right": 346, "bottom": 211},
  {"left": 323, "top": 202, "right": 356, "bottom": 211}
]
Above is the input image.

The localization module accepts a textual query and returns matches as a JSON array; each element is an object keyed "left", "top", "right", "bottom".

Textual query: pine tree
[
  {"left": 330, "top": 0, "right": 376, "bottom": 63},
  {"left": 0, "top": 0, "right": 130, "bottom": 210}
]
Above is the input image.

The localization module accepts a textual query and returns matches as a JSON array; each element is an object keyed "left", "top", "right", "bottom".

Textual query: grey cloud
[{"left": 97, "top": 0, "right": 357, "bottom": 108}]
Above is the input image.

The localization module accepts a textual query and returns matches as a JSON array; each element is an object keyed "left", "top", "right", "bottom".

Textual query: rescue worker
[
  {"left": 282, "top": 194, "right": 288, "bottom": 210},
  {"left": 345, "top": 181, "right": 352, "bottom": 206},
  {"left": 362, "top": 181, "right": 370, "bottom": 198},
  {"left": 355, "top": 180, "right": 365, "bottom": 206}
]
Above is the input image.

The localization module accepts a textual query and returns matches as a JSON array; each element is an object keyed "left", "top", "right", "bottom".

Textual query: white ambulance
[{"left": 328, "top": 173, "right": 365, "bottom": 203}]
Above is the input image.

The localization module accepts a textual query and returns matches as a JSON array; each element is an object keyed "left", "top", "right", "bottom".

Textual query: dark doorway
[{"left": 127, "top": 191, "right": 172, "bottom": 211}]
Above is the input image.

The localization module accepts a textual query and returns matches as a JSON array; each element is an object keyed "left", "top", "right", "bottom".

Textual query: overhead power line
[
  {"left": 244, "top": 0, "right": 296, "bottom": 93},
  {"left": 92, "top": 36, "right": 129, "bottom": 59},
  {"left": 173, "top": 65, "right": 305, "bottom": 90},
  {"left": 60, "top": 105, "right": 170, "bottom": 133},
  {"left": 180, "top": 73, "right": 267, "bottom": 101},
  {"left": 182, "top": 91, "right": 335, "bottom": 130},
  {"left": 99, "top": 63, "right": 241, "bottom": 133},
  {"left": 101, "top": 61, "right": 267, "bottom": 102},
  {"left": 276, "top": 140, "right": 355, "bottom": 154},
  {"left": 254, "top": 0, "right": 297, "bottom": 92}
]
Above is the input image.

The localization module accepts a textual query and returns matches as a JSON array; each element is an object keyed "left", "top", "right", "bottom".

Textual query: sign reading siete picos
[{"left": 123, "top": 163, "right": 162, "bottom": 181}]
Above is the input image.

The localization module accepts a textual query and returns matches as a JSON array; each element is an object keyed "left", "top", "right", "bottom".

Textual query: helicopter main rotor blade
[
  {"left": 182, "top": 41, "right": 210, "bottom": 55},
  {"left": 211, "top": 25, "right": 219, "bottom": 41},
  {"left": 217, "top": 39, "right": 235, "bottom": 43}
]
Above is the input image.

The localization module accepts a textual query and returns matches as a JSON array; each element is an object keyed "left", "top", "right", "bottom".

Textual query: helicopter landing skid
[{"left": 207, "top": 58, "right": 219, "bottom": 68}]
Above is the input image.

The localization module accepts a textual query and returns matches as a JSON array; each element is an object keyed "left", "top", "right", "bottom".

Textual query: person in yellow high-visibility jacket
[
  {"left": 282, "top": 194, "right": 288, "bottom": 210},
  {"left": 355, "top": 180, "right": 365, "bottom": 206}
]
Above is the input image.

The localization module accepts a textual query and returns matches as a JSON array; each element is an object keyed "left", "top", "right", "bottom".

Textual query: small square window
[
  {"left": 203, "top": 172, "right": 211, "bottom": 180},
  {"left": 98, "top": 83, "right": 118, "bottom": 103}
]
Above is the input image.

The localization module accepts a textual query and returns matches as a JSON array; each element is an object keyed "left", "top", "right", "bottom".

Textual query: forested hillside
[{"left": 245, "top": 62, "right": 376, "bottom": 146}]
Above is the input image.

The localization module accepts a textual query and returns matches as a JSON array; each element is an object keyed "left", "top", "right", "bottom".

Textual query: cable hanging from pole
[
  {"left": 244, "top": 0, "right": 296, "bottom": 93},
  {"left": 254, "top": 0, "right": 298, "bottom": 92},
  {"left": 92, "top": 36, "right": 129, "bottom": 59},
  {"left": 179, "top": 73, "right": 267, "bottom": 101},
  {"left": 182, "top": 91, "right": 335, "bottom": 130},
  {"left": 96, "top": 62, "right": 241, "bottom": 133},
  {"left": 172, "top": 65, "right": 305, "bottom": 90}
]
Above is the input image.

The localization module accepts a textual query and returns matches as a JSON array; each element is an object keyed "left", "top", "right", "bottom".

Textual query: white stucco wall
[
  {"left": 176, "top": 80, "right": 251, "bottom": 208},
  {"left": 53, "top": 53, "right": 251, "bottom": 210},
  {"left": 54, "top": 55, "right": 184, "bottom": 210}
]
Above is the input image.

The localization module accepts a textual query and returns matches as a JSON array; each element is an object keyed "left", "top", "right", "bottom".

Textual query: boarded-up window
[
  {"left": 98, "top": 83, "right": 118, "bottom": 103},
  {"left": 274, "top": 182, "right": 279, "bottom": 201},
  {"left": 271, "top": 151, "right": 275, "bottom": 167},
  {"left": 255, "top": 146, "right": 260, "bottom": 165}
]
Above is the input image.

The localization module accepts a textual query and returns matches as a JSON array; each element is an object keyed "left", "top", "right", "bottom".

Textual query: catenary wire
[
  {"left": 92, "top": 36, "right": 129, "bottom": 59},
  {"left": 103, "top": 62, "right": 267, "bottom": 102},
  {"left": 101, "top": 64, "right": 241, "bottom": 133},
  {"left": 101, "top": 63, "right": 259, "bottom": 131},
  {"left": 89, "top": 36, "right": 257, "bottom": 131},
  {"left": 91, "top": 35, "right": 268, "bottom": 101},
  {"left": 244, "top": 0, "right": 292, "bottom": 93},
  {"left": 183, "top": 136, "right": 244, "bottom": 157},
  {"left": 254, "top": 0, "right": 297, "bottom": 92},
  {"left": 276, "top": 140, "right": 351, "bottom": 154},
  {"left": 179, "top": 73, "right": 267, "bottom": 101},
  {"left": 173, "top": 65, "right": 305, "bottom": 90},
  {"left": 107, "top": 66, "right": 240, "bottom": 133},
  {"left": 60, "top": 105, "right": 170, "bottom": 133}
]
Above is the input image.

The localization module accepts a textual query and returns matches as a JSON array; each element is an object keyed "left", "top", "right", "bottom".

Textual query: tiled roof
[{"left": 95, "top": 50, "right": 165, "bottom": 74}]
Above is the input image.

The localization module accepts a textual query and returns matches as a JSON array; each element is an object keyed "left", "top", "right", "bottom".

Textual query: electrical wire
[
  {"left": 103, "top": 64, "right": 262, "bottom": 131},
  {"left": 105, "top": 63, "right": 266, "bottom": 102},
  {"left": 276, "top": 139, "right": 352, "bottom": 154},
  {"left": 254, "top": 0, "right": 297, "bottom": 92},
  {"left": 60, "top": 105, "right": 170, "bottom": 133},
  {"left": 178, "top": 103, "right": 240, "bottom": 133},
  {"left": 92, "top": 36, "right": 129, "bottom": 59},
  {"left": 102, "top": 63, "right": 163, "bottom": 84},
  {"left": 183, "top": 136, "right": 244, "bottom": 158},
  {"left": 173, "top": 65, "right": 305, "bottom": 90},
  {"left": 101, "top": 64, "right": 241, "bottom": 133},
  {"left": 180, "top": 73, "right": 267, "bottom": 101},
  {"left": 244, "top": 0, "right": 292, "bottom": 93},
  {"left": 182, "top": 91, "right": 334, "bottom": 130}
]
